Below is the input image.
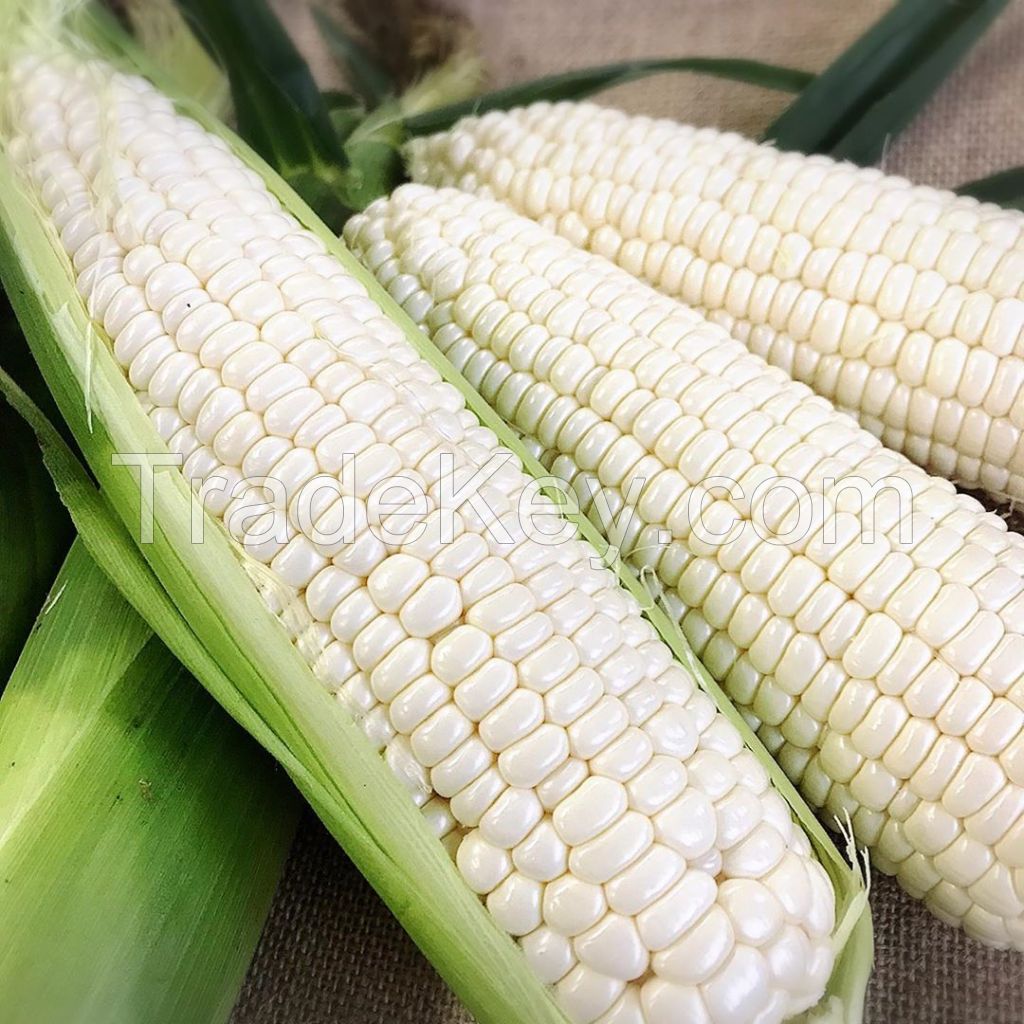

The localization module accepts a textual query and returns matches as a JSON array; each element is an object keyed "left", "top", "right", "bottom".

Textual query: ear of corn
[
  {"left": 0, "top": 42, "right": 565, "bottom": 1024},
  {"left": 0, "top": 539, "right": 297, "bottom": 1024},
  {"left": 408, "top": 102, "right": 1024, "bottom": 504},
  {"left": 0, "top": 7, "right": 869, "bottom": 1024},
  {"left": 349, "top": 182, "right": 1024, "bottom": 953}
]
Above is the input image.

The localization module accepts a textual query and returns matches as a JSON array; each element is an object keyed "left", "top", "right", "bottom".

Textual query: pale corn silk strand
[
  {"left": 408, "top": 102, "right": 1024, "bottom": 505},
  {"left": 347, "top": 184, "right": 1024, "bottom": 953},
  {"left": 3, "top": 50, "right": 836, "bottom": 1024}
]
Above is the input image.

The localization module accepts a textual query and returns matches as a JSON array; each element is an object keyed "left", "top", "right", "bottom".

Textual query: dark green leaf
[
  {"left": 313, "top": 6, "right": 394, "bottom": 107},
  {"left": 0, "top": 405, "right": 72, "bottom": 684},
  {"left": 331, "top": 107, "right": 367, "bottom": 141},
  {"left": 957, "top": 167, "right": 1024, "bottom": 210},
  {"left": 1, "top": 298, "right": 65, "bottom": 424},
  {"left": 831, "top": 0, "right": 1008, "bottom": 164},
  {"left": 174, "top": 0, "right": 350, "bottom": 229},
  {"left": 0, "top": 300, "right": 72, "bottom": 684},
  {"left": 406, "top": 57, "right": 813, "bottom": 136},
  {"left": 323, "top": 89, "right": 361, "bottom": 110},
  {"left": 767, "top": 0, "right": 1009, "bottom": 162}
]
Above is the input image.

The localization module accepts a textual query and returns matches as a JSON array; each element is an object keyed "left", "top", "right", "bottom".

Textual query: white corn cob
[
  {"left": 6, "top": 55, "right": 836, "bottom": 1024},
  {"left": 349, "top": 183, "right": 1024, "bottom": 951},
  {"left": 408, "top": 102, "right": 1024, "bottom": 503}
]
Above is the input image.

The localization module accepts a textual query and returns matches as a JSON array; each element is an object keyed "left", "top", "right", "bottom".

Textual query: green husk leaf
[
  {"left": 173, "top": 0, "right": 349, "bottom": 230},
  {"left": 0, "top": 540, "right": 298, "bottom": 1024},
  {"left": 398, "top": 48, "right": 487, "bottom": 121},
  {"left": 330, "top": 109, "right": 367, "bottom": 142},
  {"left": 406, "top": 57, "right": 814, "bottom": 136},
  {"left": 956, "top": 166, "right": 1024, "bottom": 210},
  {"left": 0, "top": 302, "right": 72, "bottom": 684},
  {"left": 312, "top": 5, "right": 394, "bottom": 107},
  {"left": 341, "top": 101, "right": 406, "bottom": 210},
  {"left": 767, "top": 0, "right": 1008, "bottom": 161},
  {"left": 2, "top": 5, "right": 871, "bottom": 1022}
]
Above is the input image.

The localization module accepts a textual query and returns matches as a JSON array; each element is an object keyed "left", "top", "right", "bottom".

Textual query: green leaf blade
[
  {"left": 767, "top": 0, "right": 1009, "bottom": 162},
  {"left": 829, "top": 0, "right": 1008, "bottom": 165},
  {"left": 406, "top": 57, "right": 813, "bottom": 136},
  {"left": 956, "top": 167, "right": 1024, "bottom": 210},
  {"left": 172, "top": 0, "right": 349, "bottom": 229},
  {"left": 0, "top": 301, "right": 72, "bottom": 684},
  {"left": 313, "top": 6, "right": 394, "bottom": 107}
]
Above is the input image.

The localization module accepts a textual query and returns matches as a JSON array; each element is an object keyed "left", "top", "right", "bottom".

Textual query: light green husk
[
  {"left": 399, "top": 48, "right": 487, "bottom": 119},
  {"left": 0, "top": 3, "right": 872, "bottom": 1022},
  {"left": 121, "top": 0, "right": 231, "bottom": 119},
  {"left": 0, "top": 539, "right": 298, "bottom": 1024}
]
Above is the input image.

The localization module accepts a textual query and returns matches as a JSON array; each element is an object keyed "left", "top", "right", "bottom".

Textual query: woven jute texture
[{"left": 235, "top": 3, "right": 1024, "bottom": 1022}]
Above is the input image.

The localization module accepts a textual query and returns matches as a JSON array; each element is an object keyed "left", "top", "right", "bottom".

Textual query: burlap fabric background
[{"left": 233, "top": 3, "right": 1024, "bottom": 1021}]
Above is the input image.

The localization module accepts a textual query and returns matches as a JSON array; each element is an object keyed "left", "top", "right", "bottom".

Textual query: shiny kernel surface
[
  {"left": 350, "top": 182, "right": 1024, "bottom": 954},
  {"left": 409, "top": 102, "right": 1024, "bottom": 502}
]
